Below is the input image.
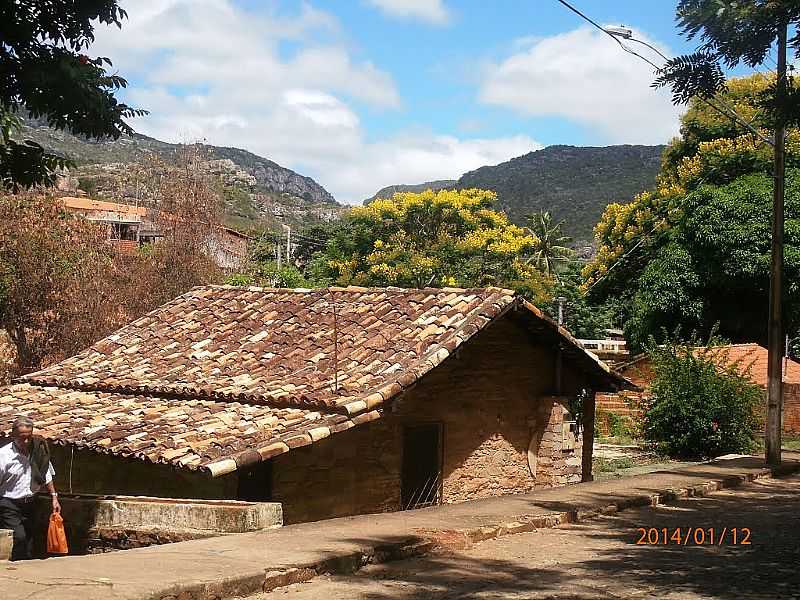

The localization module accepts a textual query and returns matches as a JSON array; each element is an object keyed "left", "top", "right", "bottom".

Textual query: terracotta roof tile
[
  {"left": 1, "top": 286, "right": 625, "bottom": 475},
  {"left": 696, "top": 343, "right": 800, "bottom": 386}
]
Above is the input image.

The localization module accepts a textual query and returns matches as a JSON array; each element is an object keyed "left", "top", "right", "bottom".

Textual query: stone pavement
[{"left": 2, "top": 454, "right": 798, "bottom": 600}]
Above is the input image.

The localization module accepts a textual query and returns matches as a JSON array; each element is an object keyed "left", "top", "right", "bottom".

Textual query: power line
[
  {"left": 555, "top": 0, "right": 662, "bottom": 70},
  {"left": 582, "top": 149, "right": 772, "bottom": 295},
  {"left": 555, "top": 0, "right": 774, "bottom": 147}
]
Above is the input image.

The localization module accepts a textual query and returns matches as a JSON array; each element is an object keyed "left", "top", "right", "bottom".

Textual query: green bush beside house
[{"left": 643, "top": 338, "right": 763, "bottom": 460}]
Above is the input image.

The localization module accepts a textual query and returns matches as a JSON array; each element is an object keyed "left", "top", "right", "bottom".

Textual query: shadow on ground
[{"left": 279, "top": 476, "right": 800, "bottom": 600}]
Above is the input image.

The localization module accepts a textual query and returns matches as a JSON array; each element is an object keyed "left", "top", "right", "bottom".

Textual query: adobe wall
[{"left": 272, "top": 317, "right": 589, "bottom": 524}]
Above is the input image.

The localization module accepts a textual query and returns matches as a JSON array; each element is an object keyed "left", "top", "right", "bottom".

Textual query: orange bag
[{"left": 47, "top": 513, "right": 69, "bottom": 555}]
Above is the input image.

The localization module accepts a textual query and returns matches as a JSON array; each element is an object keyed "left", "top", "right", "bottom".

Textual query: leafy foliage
[
  {"left": 654, "top": 51, "right": 726, "bottom": 103},
  {"left": 644, "top": 335, "right": 763, "bottom": 459},
  {"left": 315, "top": 188, "right": 552, "bottom": 300},
  {"left": 657, "top": 2, "right": 800, "bottom": 126},
  {"left": 226, "top": 262, "right": 308, "bottom": 289},
  {"left": 227, "top": 230, "right": 313, "bottom": 289},
  {"left": 0, "top": 194, "right": 118, "bottom": 372},
  {"left": 0, "top": 159, "right": 225, "bottom": 376},
  {"left": 584, "top": 71, "right": 800, "bottom": 352},
  {"left": 1, "top": 1, "right": 146, "bottom": 189},
  {"left": 548, "top": 263, "right": 614, "bottom": 340},
  {"left": 675, "top": 0, "right": 800, "bottom": 68},
  {"left": 623, "top": 172, "right": 800, "bottom": 352},
  {"left": 525, "top": 211, "right": 574, "bottom": 278}
]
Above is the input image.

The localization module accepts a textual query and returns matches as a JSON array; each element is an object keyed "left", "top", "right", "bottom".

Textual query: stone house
[
  {"left": 596, "top": 343, "right": 800, "bottom": 434},
  {"left": 0, "top": 286, "right": 626, "bottom": 524}
]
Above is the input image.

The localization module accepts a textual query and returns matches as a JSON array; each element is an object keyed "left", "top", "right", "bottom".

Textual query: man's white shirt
[{"left": 0, "top": 441, "right": 55, "bottom": 499}]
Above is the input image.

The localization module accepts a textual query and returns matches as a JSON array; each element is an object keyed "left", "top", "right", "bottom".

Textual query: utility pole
[
  {"left": 283, "top": 224, "right": 291, "bottom": 264},
  {"left": 766, "top": 21, "right": 787, "bottom": 466},
  {"left": 277, "top": 237, "right": 282, "bottom": 270}
]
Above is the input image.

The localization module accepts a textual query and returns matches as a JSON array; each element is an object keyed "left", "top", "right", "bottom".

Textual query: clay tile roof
[
  {"left": 616, "top": 343, "right": 800, "bottom": 389},
  {"left": 60, "top": 196, "right": 148, "bottom": 218},
  {"left": 1, "top": 286, "right": 624, "bottom": 476},
  {"left": 696, "top": 343, "right": 800, "bottom": 386}
]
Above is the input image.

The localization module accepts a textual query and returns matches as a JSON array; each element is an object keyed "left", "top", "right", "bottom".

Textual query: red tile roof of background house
[
  {"left": 697, "top": 343, "right": 800, "bottom": 386},
  {"left": 615, "top": 343, "right": 800, "bottom": 388},
  {"left": 60, "top": 196, "right": 148, "bottom": 218}
]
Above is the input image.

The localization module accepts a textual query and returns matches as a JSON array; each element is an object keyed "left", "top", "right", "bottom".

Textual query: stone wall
[
  {"left": 25, "top": 494, "right": 280, "bottom": 556},
  {"left": 272, "top": 316, "right": 589, "bottom": 524}
]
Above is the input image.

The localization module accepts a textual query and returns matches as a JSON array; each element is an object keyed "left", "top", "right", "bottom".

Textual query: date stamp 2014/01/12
[{"left": 635, "top": 527, "right": 751, "bottom": 546}]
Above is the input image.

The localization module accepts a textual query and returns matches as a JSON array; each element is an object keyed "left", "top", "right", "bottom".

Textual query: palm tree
[{"left": 525, "top": 211, "right": 574, "bottom": 279}]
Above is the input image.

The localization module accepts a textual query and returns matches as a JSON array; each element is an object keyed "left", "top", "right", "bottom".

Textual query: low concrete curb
[{"left": 150, "top": 462, "right": 800, "bottom": 600}]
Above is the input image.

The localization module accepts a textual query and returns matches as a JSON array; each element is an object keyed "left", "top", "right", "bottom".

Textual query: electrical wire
[
  {"left": 554, "top": 0, "right": 775, "bottom": 147},
  {"left": 582, "top": 151, "right": 770, "bottom": 295}
]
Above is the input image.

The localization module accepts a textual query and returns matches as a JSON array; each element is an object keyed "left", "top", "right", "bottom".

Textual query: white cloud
[
  {"left": 480, "top": 27, "right": 683, "bottom": 144},
  {"left": 316, "top": 134, "right": 541, "bottom": 202},
  {"left": 86, "top": 0, "right": 535, "bottom": 204},
  {"left": 365, "top": 0, "right": 450, "bottom": 25}
]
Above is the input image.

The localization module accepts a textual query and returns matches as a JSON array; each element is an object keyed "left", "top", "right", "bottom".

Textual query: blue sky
[{"left": 89, "top": 1, "right": 744, "bottom": 203}]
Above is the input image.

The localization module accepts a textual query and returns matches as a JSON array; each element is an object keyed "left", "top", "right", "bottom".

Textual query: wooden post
[
  {"left": 581, "top": 390, "right": 596, "bottom": 482},
  {"left": 766, "top": 21, "right": 787, "bottom": 466}
]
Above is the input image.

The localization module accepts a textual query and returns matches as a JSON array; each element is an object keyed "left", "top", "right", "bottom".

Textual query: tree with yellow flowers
[
  {"left": 583, "top": 74, "right": 800, "bottom": 351},
  {"left": 585, "top": 73, "right": 800, "bottom": 298},
  {"left": 313, "top": 188, "right": 551, "bottom": 301}
]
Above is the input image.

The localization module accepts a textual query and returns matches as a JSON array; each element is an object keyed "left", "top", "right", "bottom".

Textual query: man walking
[{"left": 0, "top": 416, "right": 60, "bottom": 560}]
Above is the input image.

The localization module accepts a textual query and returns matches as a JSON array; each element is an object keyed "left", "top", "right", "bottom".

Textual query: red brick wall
[
  {"left": 595, "top": 391, "right": 645, "bottom": 436},
  {"left": 271, "top": 316, "right": 590, "bottom": 524},
  {"left": 784, "top": 383, "right": 800, "bottom": 433},
  {"left": 597, "top": 373, "right": 800, "bottom": 436}
]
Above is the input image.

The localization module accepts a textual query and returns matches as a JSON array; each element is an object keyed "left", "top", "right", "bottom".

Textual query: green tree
[
  {"left": 1, "top": 2, "right": 145, "bottom": 190},
  {"left": 549, "top": 263, "right": 614, "bottom": 339},
  {"left": 623, "top": 171, "right": 800, "bottom": 351},
  {"left": 584, "top": 74, "right": 799, "bottom": 301},
  {"left": 525, "top": 211, "right": 574, "bottom": 278}
]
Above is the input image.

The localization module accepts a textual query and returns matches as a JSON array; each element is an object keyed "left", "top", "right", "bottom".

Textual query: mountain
[
  {"left": 17, "top": 118, "right": 342, "bottom": 231},
  {"left": 365, "top": 145, "right": 665, "bottom": 241},
  {"left": 366, "top": 180, "right": 456, "bottom": 203},
  {"left": 457, "top": 145, "right": 664, "bottom": 240}
]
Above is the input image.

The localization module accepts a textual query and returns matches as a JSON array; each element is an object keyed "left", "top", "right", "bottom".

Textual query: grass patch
[
  {"left": 593, "top": 456, "right": 637, "bottom": 473},
  {"left": 754, "top": 435, "right": 800, "bottom": 452},
  {"left": 597, "top": 434, "right": 639, "bottom": 446}
]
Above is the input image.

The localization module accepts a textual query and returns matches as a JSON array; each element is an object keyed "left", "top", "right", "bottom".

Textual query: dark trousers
[{"left": 0, "top": 497, "right": 35, "bottom": 560}]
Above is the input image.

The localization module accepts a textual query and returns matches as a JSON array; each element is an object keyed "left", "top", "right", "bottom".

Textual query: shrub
[{"left": 643, "top": 337, "right": 763, "bottom": 459}]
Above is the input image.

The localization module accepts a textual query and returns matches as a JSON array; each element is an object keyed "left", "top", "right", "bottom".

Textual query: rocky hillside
[
  {"left": 17, "top": 118, "right": 342, "bottom": 231},
  {"left": 458, "top": 145, "right": 664, "bottom": 240},
  {"left": 366, "top": 180, "right": 456, "bottom": 203},
  {"left": 366, "top": 145, "right": 664, "bottom": 241}
]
